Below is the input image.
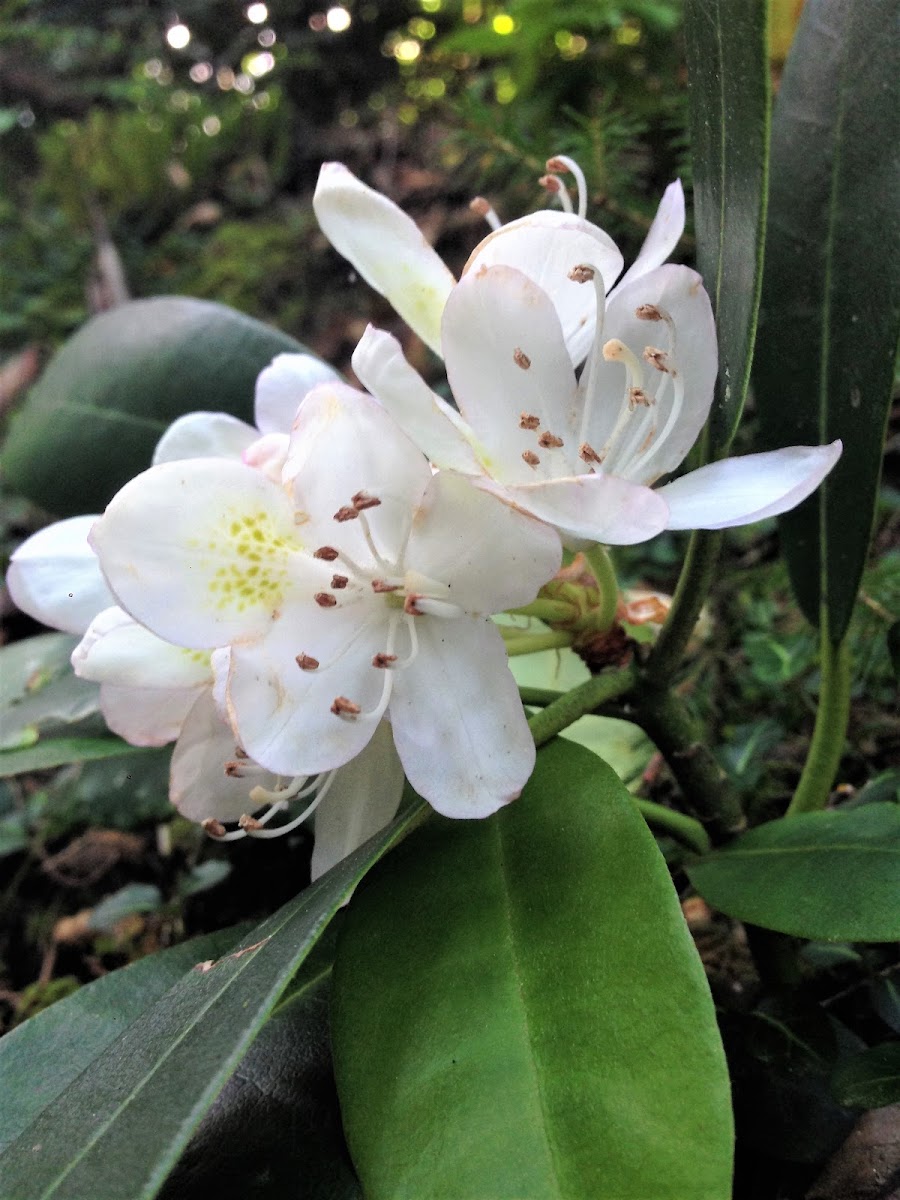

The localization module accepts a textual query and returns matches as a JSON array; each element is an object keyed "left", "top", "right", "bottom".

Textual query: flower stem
[
  {"left": 507, "top": 599, "right": 577, "bottom": 623},
  {"left": 519, "top": 685, "right": 564, "bottom": 707},
  {"left": 785, "top": 629, "right": 851, "bottom": 816},
  {"left": 504, "top": 631, "right": 573, "bottom": 657},
  {"left": 527, "top": 663, "right": 639, "bottom": 748},
  {"left": 632, "top": 797, "right": 712, "bottom": 856},
  {"left": 645, "top": 529, "right": 723, "bottom": 685},
  {"left": 582, "top": 543, "right": 619, "bottom": 631}
]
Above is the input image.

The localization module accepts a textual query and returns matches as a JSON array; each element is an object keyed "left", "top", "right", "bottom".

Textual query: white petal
[
  {"left": 91, "top": 458, "right": 315, "bottom": 649},
  {"left": 464, "top": 210, "right": 624, "bottom": 365},
  {"left": 584, "top": 264, "right": 717, "bottom": 482},
  {"left": 390, "top": 618, "right": 534, "bottom": 818},
  {"left": 72, "top": 606, "right": 212, "bottom": 689},
  {"left": 241, "top": 432, "right": 290, "bottom": 483},
  {"left": 311, "top": 721, "right": 405, "bottom": 880},
  {"left": 443, "top": 264, "right": 580, "bottom": 483},
  {"left": 225, "top": 596, "right": 388, "bottom": 777},
  {"left": 170, "top": 688, "right": 279, "bottom": 822},
  {"left": 152, "top": 412, "right": 258, "bottom": 465},
  {"left": 100, "top": 683, "right": 198, "bottom": 747},
  {"left": 474, "top": 472, "right": 669, "bottom": 547},
  {"left": 609, "top": 180, "right": 685, "bottom": 298},
  {"left": 406, "top": 471, "right": 561, "bottom": 614},
  {"left": 313, "top": 162, "right": 455, "bottom": 356},
  {"left": 285, "top": 382, "right": 432, "bottom": 566},
  {"left": 658, "top": 442, "right": 842, "bottom": 530},
  {"left": 7, "top": 515, "right": 112, "bottom": 635},
  {"left": 254, "top": 353, "right": 341, "bottom": 435},
  {"left": 351, "top": 326, "right": 483, "bottom": 474}
]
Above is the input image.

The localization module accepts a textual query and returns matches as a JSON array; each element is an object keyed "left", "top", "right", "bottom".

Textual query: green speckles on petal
[{"left": 202, "top": 508, "right": 295, "bottom": 615}]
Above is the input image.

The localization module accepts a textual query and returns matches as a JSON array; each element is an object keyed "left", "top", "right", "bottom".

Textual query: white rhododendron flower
[
  {"left": 90, "top": 384, "right": 562, "bottom": 817},
  {"left": 313, "top": 153, "right": 683, "bottom": 363},
  {"left": 352, "top": 262, "right": 841, "bottom": 546}
]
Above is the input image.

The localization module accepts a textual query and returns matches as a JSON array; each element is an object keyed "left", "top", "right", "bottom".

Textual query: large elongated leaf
[
  {"left": 754, "top": 0, "right": 900, "bottom": 639},
  {"left": 332, "top": 740, "right": 733, "bottom": 1200},
  {"left": 1, "top": 298, "right": 307, "bottom": 517},
  {"left": 0, "top": 736, "right": 150, "bottom": 777},
  {"left": 0, "top": 799, "right": 426, "bottom": 1200},
  {"left": 687, "top": 803, "right": 900, "bottom": 941},
  {"left": 684, "top": 0, "right": 771, "bottom": 448},
  {"left": 832, "top": 1043, "right": 900, "bottom": 1110},
  {"left": 0, "top": 634, "right": 100, "bottom": 752}
]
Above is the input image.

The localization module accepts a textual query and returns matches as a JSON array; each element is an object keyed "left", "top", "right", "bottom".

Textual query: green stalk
[
  {"left": 582, "top": 543, "right": 619, "bottom": 630},
  {"left": 518, "top": 686, "right": 564, "bottom": 707},
  {"left": 785, "top": 629, "right": 851, "bottom": 816},
  {"left": 646, "top": 529, "right": 723, "bottom": 685},
  {"left": 527, "top": 663, "right": 638, "bottom": 748},
  {"left": 632, "top": 797, "right": 712, "bottom": 856},
  {"left": 506, "top": 599, "right": 576, "bottom": 623},
  {"left": 504, "top": 631, "right": 573, "bottom": 657}
]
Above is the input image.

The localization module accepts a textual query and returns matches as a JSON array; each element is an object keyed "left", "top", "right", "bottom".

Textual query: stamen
[
  {"left": 513, "top": 347, "right": 531, "bottom": 370},
  {"left": 629, "top": 387, "right": 652, "bottom": 409},
  {"left": 568, "top": 264, "right": 594, "bottom": 284},
  {"left": 392, "top": 612, "right": 420, "bottom": 669},
  {"left": 372, "top": 579, "right": 401, "bottom": 593},
  {"left": 352, "top": 490, "right": 381, "bottom": 511},
  {"left": 372, "top": 653, "right": 398, "bottom": 668},
  {"left": 224, "top": 761, "right": 246, "bottom": 778},
  {"left": 331, "top": 574, "right": 349, "bottom": 589},
  {"left": 538, "top": 431, "right": 564, "bottom": 449},
  {"left": 238, "top": 814, "right": 263, "bottom": 831},
  {"left": 571, "top": 263, "right": 609, "bottom": 446},
  {"left": 643, "top": 346, "right": 670, "bottom": 373},
  {"left": 334, "top": 505, "right": 359, "bottom": 522},
  {"left": 314, "top": 545, "right": 339, "bottom": 561},
  {"left": 296, "top": 653, "right": 319, "bottom": 671},
  {"left": 520, "top": 412, "right": 541, "bottom": 430},
  {"left": 546, "top": 154, "right": 588, "bottom": 219},
  {"left": 202, "top": 818, "right": 227, "bottom": 838},
  {"left": 315, "top": 592, "right": 337, "bottom": 608},
  {"left": 412, "top": 597, "right": 464, "bottom": 618},
  {"left": 539, "top": 174, "right": 573, "bottom": 214},
  {"left": 404, "top": 593, "right": 424, "bottom": 616},
  {"left": 470, "top": 195, "right": 501, "bottom": 231},
  {"left": 331, "top": 696, "right": 362, "bottom": 718},
  {"left": 245, "top": 770, "right": 338, "bottom": 839},
  {"left": 580, "top": 442, "right": 603, "bottom": 464},
  {"left": 628, "top": 370, "right": 685, "bottom": 481},
  {"left": 357, "top": 510, "right": 392, "bottom": 572},
  {"left": 522, "top": 450, "right": 541, "bottom": 468},
  {"left": 249, "top": 774, "right": 318, "bottom": 807},
  {"left": 636, "top": 303, "right": 678, "bottom": 358}
]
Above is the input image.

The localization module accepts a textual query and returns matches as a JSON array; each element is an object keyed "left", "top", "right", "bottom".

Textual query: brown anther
[
  {"left": 293, "top": 511, "right": 310, "bottom": 526},
  {"left": 224, "top": 761, "right": 245, "bottom": 778},
  {"left": 545, "top": 155, "right": 567, "bottom": 173},
  {"left": 331, "top": 574, "right": 349, "bottom": 589},
  {"left": 404, "top": 593, "right": 424, "bottom": 616},
  {"left": 635, "top": 303, "right": 663, "bottom": 321},
  {"left": 538, "top": 174, "right": 562, "bottom": 193},
  {"left": 372, "top": 579, "right": 401, "bottom": 593},
  {"left": 469, "top": 196, "right": 491, "bottom": 216},
  {"left": 352, "top": 490, "right": 381, "bottom": 511},
  {"left": 331, "top": 696, "right": 362, "bottom": 717},
  {"left": 238, "top": 814, "right": 263, "bottom": 832},
  {"left": 372, "top": 653, "right": 398, "bottom": 668},
  {"left": 628, "top": 387, "right": 652, "bottom": 409},
  {"left": 315, "top": 592, "right": 337, "bottom": 608},
  {"left": 334, "top": 506, "right": 360, "bottom": 522},
  {"left": 643, "top": 347, "right": 670, "bottom": 373},
  {"left": 538, "top": 431, "right": 564, "bottom": 449},
  {"left": 522, "top": 450, "right": 541, "bottom": 468},
  {"left": 579, "top": 442, "right": 603, "bottom": 464},
  {"left": 519, "top": 412, "right": 541, "bottom": 430},
  {"left": 202, "top": 818, "right": 227, "bottom": 838},
  {"left": 513, "top": 347, "right": 531, "bottom": 370},
  {"left": 295, "top": 653, "right": 319, "bottom": 671},
  {"left": 568, "top": 264, "right": 595, "bottom": 284},
  {"left": 314, "top": 545, "right": 340, "bottom": 561},
  {"left": 233, "top": 745, "right": 249, "bottom": 759}
]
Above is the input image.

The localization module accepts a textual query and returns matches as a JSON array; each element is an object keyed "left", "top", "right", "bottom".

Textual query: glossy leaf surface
[
  {"left": 1, "top": 297, "right": 306, "bottom": 517},
  {"left": 754, "top": 0, "right": 900, "bottom": 639},
  {"left": 332, "top": 740, "right": 733, "bottom": 1199},
  {"left": 687, "top": 803, "right": 900, "bottom": 941}
]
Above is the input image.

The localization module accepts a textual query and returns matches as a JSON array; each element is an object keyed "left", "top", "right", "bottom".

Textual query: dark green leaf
[
  {"left": 870, "top": 975, "right": 900, "bottom": 1035},
  {"left": 0, "top": 925, "right": 249, "bottom": 1154},
  {"left": 0, "top": 736, "right": 150, "bottom": 778},
  {"left": 754, "top": 0, "right": 900, "bottom": 639},
  {"left": 0, "top": 799, "right": 426, "bottom": 1200},
  {"left": 1, "top": 297, "right": 308, "bottom": 517},
  {"left": 832, "top": 1043, "right": 900, "bottom": 1110},
  {"left": 687, "top": 803, "right": 900, "bottom": 940},
  {"left": 332, "top": 740, "right": 733, "bottom": 1199},
  {"left": 177, "top": 860, "right": 231, "bottom": 899},
  {"left": 0, "top": 634, "right": 100, "bottom": 752},
  {"left": 888, "top": 620, "right": 900, "bottom": 679},
  {"left": 684, "top": 0, "right": 771, "bottom": 448},
  {"left": 89, "top": 884, "right": 164, "bottom": 930},
  {"left": 159, "top": 931, "right": 360, "bottom": 1200},
  {"left": 42, "top": 747, "right": 173, "bottom": 835}
]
